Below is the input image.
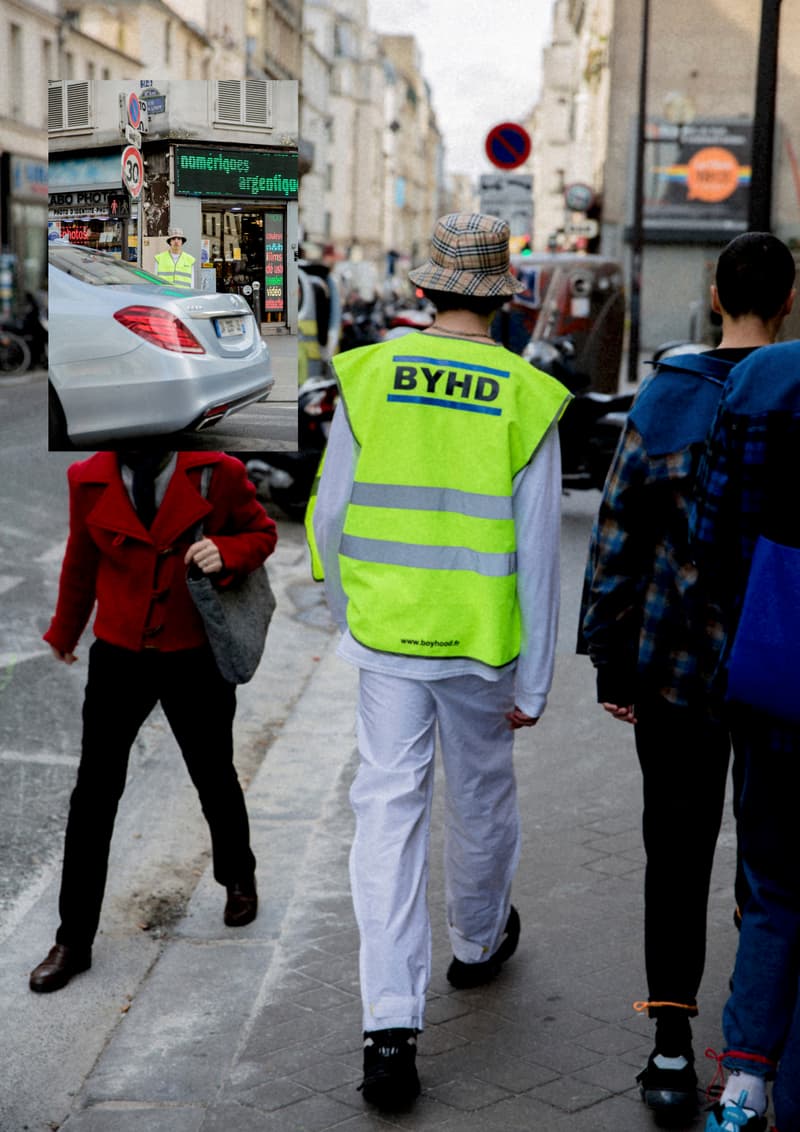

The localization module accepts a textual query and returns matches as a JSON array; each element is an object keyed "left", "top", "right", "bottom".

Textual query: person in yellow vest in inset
[
  {"left": 154, "top": 227, "right": 196, "bottom": 289},
  {"left": 308, "top": 213, "right": 572, "bottom": 1111}
]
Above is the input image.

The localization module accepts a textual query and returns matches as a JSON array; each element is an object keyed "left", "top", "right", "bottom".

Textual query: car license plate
[{"left": 215, "top": 317, "right": 245, "bottom": 338}]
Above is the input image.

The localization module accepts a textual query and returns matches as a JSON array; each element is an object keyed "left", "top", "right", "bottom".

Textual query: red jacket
[{"left": 44, "top": 451, "right": 277, "bottom": 655}]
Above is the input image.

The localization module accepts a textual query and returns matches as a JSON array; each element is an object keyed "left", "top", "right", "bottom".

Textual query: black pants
[
  {"left": 55, "top": 639, "right": 256, "bottom": 950},
  {"left": 634, "top": 694, "right": 745, "bottom": 1016}
]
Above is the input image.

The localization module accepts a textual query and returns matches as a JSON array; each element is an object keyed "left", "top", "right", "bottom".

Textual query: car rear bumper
[{"left": 52, "top": 344, "right": 274, "bottom": 445}]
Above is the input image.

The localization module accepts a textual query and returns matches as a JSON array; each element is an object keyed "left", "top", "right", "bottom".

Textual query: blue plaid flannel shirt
[{"left": 581, "top": 418, "right": 724, "bottom": 708}]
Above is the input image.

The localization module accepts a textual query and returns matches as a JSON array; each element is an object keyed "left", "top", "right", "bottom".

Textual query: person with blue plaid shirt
[
  {"left": 693, "top": 337, "right": 800, "bottom": 1132},
  {"left": 580, "top": 233, "right": 795, "bottom": 1120}
]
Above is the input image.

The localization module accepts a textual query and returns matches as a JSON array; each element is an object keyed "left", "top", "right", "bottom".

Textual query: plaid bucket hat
[{"left": 408, "top": 212, "right": 525, "bottom": 297}]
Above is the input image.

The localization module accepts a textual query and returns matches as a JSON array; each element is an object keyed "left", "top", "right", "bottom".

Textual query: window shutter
[
  {"left": 216, "top": 80, "right": 241, "bottom": 123},
  {"left": 215, "top": 80, "right": 272, "bottom": 128},
  {"left": 48, "top": 82, "right": 64, "bottom": 131},
  {"left": 48, "top": 81, "right": 91, "bottom": 131},
  {"left": 244, "top": 80, "right": 271, "bottom": 126},
  {"left": 66, "top": 80, "right": 90, "bottom": 128}
]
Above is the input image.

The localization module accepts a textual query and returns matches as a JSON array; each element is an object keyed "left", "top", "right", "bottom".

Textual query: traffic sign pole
[{"left": 121, "top": 145, "right": 144, "bottom": 267}]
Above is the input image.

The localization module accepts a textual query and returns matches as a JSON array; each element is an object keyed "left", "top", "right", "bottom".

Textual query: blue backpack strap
[
  {"left": 630, "top": 353, "right": 737, "bottom": 457},
  {"left": 650, "top": 352, "right": 736, "bottom": 387}
]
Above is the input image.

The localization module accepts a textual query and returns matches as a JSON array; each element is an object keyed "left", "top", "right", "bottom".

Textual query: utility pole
[
  {"left": 627, "top": 0, "right": 651, "bottom": 385},
  {"left": 748, "top": 0, "right": 782, "bottom": 232}
]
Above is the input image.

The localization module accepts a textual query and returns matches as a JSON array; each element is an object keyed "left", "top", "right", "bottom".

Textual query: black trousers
[
  {"left": 634, "top": 694, "right": 745, "bottom": 1016},
  {"left": 55, "top": 639, "right": 256, "bottom": 950}
]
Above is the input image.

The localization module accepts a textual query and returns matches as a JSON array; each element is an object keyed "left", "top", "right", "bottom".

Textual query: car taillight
[{"left": 113, "top": 306, "right": 206, "bottom": 354}]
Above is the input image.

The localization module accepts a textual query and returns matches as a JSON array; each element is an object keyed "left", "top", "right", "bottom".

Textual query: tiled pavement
[{"left": 7, "top": 498, "right": 746, "bottom": 1131}]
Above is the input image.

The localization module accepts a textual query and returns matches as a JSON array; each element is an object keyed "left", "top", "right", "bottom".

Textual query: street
[{"left": 0, "top": 382, "right": 743, "bottom": 1130}]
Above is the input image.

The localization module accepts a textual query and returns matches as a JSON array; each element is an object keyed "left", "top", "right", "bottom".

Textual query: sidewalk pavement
[{"left": 2, "top": 497, "right": 743, "bottom": 1132}]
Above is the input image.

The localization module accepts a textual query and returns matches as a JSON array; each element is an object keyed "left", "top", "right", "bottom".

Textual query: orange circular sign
[{"left": 686, "top": 146, "right": 741, "bottom": 203}]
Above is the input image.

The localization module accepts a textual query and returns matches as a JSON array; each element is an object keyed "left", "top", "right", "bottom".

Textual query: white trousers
[{"left": 350, "top": 667, "right": 521, "bottom": 1032}]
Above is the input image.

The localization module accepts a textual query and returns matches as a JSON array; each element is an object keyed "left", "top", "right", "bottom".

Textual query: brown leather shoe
[
  {"left": 29, "top": 944, "right": 91, "bottom": 993},
  {"left": 224, "top": 878, "right": 258, "bottom": 927}
]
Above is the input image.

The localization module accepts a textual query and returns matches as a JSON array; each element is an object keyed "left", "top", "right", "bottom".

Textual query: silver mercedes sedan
[{"left": 48, "top": 243, "right": 274, "bottom": 448}]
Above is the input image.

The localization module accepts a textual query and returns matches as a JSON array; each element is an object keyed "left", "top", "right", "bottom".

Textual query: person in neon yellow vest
[
  {"left": 308, "top": 213, "right": 572, "bottom": 1110},
  {"left": 153, "top": 227, "right": 196, "bottom": 288}
]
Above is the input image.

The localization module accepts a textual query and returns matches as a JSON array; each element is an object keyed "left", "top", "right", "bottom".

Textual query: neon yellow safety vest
[
  {"left": 154, "top": 250, "right": 196, "bottom": 288},
  {"left": 326, "top": 331, "right": 571, "bottom": 667},
  {"left": 304, "top": 446, "right": 326, "bottom": 581}
]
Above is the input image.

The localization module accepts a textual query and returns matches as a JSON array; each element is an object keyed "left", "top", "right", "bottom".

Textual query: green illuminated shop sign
[{"left": 175, "top": 147, "right": 299, "bottom": 200}]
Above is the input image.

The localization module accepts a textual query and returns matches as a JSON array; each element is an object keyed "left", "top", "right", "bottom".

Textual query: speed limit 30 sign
[{"left": 121, "top": 145, "right": 144, "bottom": 198}]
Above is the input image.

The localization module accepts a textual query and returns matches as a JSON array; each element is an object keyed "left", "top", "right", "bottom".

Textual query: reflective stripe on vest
[
  {"left": 350, "top": 482, "right": 513, "bottom": 520},
  {"left": 340, "top": 533, "right": 516, "bottom": 576},
  {"left": 332, "top": 332, "right": 571, "bottom": 666},
  {"left": 298, "top": 317, "right": 323, "bottom": 381},
  {"left": 154, "top": 251, "right": 195, "bottom": 288}
]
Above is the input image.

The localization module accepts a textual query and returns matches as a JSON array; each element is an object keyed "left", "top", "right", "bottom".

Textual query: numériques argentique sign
[{"left": 174, "top": 147, "right": 299, "bottom": 200}]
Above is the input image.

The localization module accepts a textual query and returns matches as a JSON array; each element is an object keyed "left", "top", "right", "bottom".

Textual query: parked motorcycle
[
  {"left": 338, "top": 297, "right": 385, "bottom": 351},
  {"left": 0, "top": 291, "right": 47, "bottom": 374},
  {"left": 245, "top": 374, "right": 339, "bottom": 520},
  {"left": 382, "top": 297, "right": 435, "bottom": 335},
  {"left": 524, "top": 334, "right": 634, "bottom": 491}
]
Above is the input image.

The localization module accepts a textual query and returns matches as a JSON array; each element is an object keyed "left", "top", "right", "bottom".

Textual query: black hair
[
  {"left": 421, "top": 288, "right": 511, "bottom": 317},
  {"left": 715, "top": 232, "right": 796, "bottom": 321}
]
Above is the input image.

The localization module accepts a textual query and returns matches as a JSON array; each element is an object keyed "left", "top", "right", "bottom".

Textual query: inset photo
[{"left": 47, "top": 78, "right": 299, "bottom": 451}]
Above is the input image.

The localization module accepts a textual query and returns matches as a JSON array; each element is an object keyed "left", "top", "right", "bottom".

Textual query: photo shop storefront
[
  {"left": 48, "top": 152, "right": 137, "bottom": 259},
  {"left": 172, "top": 146, "right": 298, "bottom": 327}
]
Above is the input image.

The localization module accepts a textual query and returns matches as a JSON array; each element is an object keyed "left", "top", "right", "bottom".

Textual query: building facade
[
  {"left": 48, "top": 78, "right": 299, "bottom": 329},
  {"left": 1, "top": 0, "right": 447, "bottom": 319},
  {"left": 531, "top": 0, "right": 800, "bottom": 352},
  {"left": 0, "top": 0, "right": 139, "bottom": 311},
  {"left": 378, "top": 34, "right": 444, "bottom": 295}
]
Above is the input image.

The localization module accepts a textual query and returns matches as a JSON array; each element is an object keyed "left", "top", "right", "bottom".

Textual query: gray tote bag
[{"left": 186, "top": 466, "right": 276, "bottom": 684}]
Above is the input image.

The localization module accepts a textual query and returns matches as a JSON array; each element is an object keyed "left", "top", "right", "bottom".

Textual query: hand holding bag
[{"left": 186, "top": 466, "right": 276, "bottom": 684}]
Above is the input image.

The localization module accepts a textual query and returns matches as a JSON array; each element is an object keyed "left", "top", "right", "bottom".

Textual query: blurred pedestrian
[
  {"left": 154, "top": 226, "right": 197, "bottom": 288},
  {"left": 580, "top": 233, "right": 795, "bottom": 1116},
  {"left": 309, "top": 212, "right": 571, "bottom": 1109},
  {"left": 694, "top": 336, "right": 800, "bottom": 1132},
  {"left": 29, "top": 449, "right": 276, "bottom": 993}
]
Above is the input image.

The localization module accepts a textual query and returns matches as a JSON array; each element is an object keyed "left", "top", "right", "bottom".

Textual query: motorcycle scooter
[
  {"left": 524, "top": 334, "right": 634, "bottom": 491},
  {"left": 245, "top": 373, "right": 339, "bottom": 520}
]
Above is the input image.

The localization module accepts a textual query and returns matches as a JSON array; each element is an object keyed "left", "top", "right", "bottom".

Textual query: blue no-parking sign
[
  {"left": 127, "top": 92, "right": 142, "bottom": 130},
  {"left": 485, "top": 122, "right": 532, "bottom": 171}
]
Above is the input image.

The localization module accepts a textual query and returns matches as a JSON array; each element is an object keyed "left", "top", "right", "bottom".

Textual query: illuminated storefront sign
[
  {"left": 175, "top": 147, "right": 299, "bottom": 200},
  {"left": 263, "top": 212, "right": 285, "bottom": 313}
]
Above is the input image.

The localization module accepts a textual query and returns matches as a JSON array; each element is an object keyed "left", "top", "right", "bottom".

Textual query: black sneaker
[
  {"left": 637, "top": 1047, "right": 698, "bottom": 1112},
  {"left": 360, "top": 1028, "right": 420, "bottom": 1110},
  {"left": 446, "top": 905, "right": 520, "bottom": 989}
]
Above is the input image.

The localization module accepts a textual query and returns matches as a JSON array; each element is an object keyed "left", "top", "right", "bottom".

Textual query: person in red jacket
[{"left": 29, "top": 448, "right": 277, "bottom": 993}]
